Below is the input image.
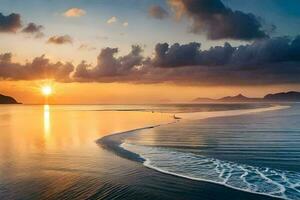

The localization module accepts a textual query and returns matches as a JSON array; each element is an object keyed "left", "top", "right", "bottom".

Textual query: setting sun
[
  {"left": 1, "top": 1, "right": 300, "bottom": 200},
  {"left": 42, "top": 86, "right": 52, "bottom": 96}
]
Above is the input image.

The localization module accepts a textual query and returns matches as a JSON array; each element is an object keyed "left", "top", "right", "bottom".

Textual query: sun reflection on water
[{"left": 44, "top": 105, "right": 51, "bottom": 137}]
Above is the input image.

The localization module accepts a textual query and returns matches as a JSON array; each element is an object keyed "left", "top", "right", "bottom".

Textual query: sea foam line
[
  {"left": 98, "top": 105, "right": 292, "bottom": 199},
  {"left": 121, "top": 143, "right": 300, "bottom": 200}
]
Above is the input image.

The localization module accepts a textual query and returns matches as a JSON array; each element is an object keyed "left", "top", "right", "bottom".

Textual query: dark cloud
[
  {"left": 168, "top": 0, "right": 271, "bottom": 40},
  {"left": 1, "top": 36, "right": 300, "bottom": 85},
  {"left": 22, "top": 23, "right": 44, "bottom": 38},
  {"left": 0, "top": 53, "right": 74, "bottom": 81},
  {"left": 22, "top": 23, "right": 43, "bottom": 33},
  {"left": 150, "top": 41, "right": 235, "bottom": 67},
  {"left": 0, "top": 12, "right": 45, "bottom": 37},
  {"left": 47, "top": 35, "right": 73, "bottom": 45},
  {"left": 0, "top": 13, "right": 22, "bottom": 33},
  {"left": 73, "top": 36, "right": 300, "bottom": 85},
  {"left": 150, "top": 36, "right": 300, "bottom": 67},
  {"left": 151, "top": 42, "right": 201, "bottom": 67},
  {"left": 148, "top": 5, "right": 169, "bottom": 20},
  {"left": 73, "top": 45, "right": 144, "bottom": 81}
]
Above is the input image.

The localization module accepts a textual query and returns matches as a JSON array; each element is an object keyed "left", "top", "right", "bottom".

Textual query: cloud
[
  {"left": 149, "top": 37, "right": 300, "bottom": 68},
  {"left": 63, "top": 8, "right": 86, "bottom": 17},
  {"left": 73, "top": 45, "right": 144, "bottom": 81},
  {"left": 78, "top": 44, "right": 97, "bottom": 51},
  {"left": 0, "top": 13, "right": 22, "bottom": 33},
  {"left": 0, "top": 53, "right": 74, "bottom": 81},
  {"left": 47, "top": 35, "right": 73, "bottom": 45},
  {"left": 0, "top": 12, "right": 45, "bottom": 38},
  {"left": 22, "top": 23, "right": 44, "bottom": 38},
  {"left": 1, "top": 36, "right": 300, "bottom": 85},
  {"left": 151, "top": 42, "right": 202, "bottom": 67},
  {"left": 107, "top": 16, "right": 117, "bottom": 24},
  {"left": 148, "top": 5, "right": 169, "bottom": 20},
  {"left": 168, "top": 0, "right": 271, "bottom": 40},
  {"left": 73, "top": 36, "right": 300, "bottom": 85},
  {"left": 106, "top": 17, "right": 127, "bottom": 27},
  {"left": 150, "top": 41, "right": 237, "bottom": 68}
]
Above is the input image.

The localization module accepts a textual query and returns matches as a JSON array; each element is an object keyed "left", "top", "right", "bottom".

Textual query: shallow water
[
  {"left": 0, "top": 103, "right": 285, "bottom": 200},
  {"left": 122, "top": 104, "right": 300, "bottom": 200}
]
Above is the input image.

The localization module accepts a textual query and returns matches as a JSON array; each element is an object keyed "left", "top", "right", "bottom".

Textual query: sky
[{"left": 0, "top": 0, "right": 300, "bottom": 104}]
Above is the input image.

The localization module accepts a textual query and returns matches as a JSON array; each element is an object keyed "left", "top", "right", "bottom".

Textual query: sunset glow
[
  {"left": 0, "top": 0, "right": 299, "bottom": 104},
  {"left": 1, "top": 1, "right": 300, "bottom": 200},
  {"left": 42, "top": 86, "right": 52, "bottom": 97}
]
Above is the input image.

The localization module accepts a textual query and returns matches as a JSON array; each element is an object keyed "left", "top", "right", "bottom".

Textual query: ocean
[{"left": 0, "top": 103, "right": 298, "bottom": 200}]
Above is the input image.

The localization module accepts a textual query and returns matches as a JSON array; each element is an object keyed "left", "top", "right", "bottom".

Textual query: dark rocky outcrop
[
  {"left": 0, "top": 94, "right": 20, "bottom": 104},
  {"left": 264, "top": 91, "right": 300, "bottom": 102}
]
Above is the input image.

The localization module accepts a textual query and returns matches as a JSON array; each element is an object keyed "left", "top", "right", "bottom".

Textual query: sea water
[{"left": 121, "top": 104, "right": 300, "bottom": 200}]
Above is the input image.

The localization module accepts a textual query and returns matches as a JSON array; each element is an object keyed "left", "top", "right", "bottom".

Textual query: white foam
[
  {"left": 121, "top": 143, "right": 300, "bottom": 200},
  {"left": 112, "top": 105, "right": 295, "bottom": 199}
]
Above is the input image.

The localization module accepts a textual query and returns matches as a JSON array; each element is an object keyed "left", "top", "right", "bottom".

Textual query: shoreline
[
  {"left": 98, "top": 104, "right": 290, "bottom": 163},
  {"left": 97, "top": 105, "right": 290, "bottom": 199},
  {"left": 176, "top": 105, "right": 290, "bottom": 120},
  {"left": 97, "top": 126, "right": 159, "bottom": 162}
]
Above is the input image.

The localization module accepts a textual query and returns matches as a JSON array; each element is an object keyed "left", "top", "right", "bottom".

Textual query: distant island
[
  {"left": 264, "top": 91, "right": 300, "bottom": 102},
  {"left": 193, "top": 91, "right": 300, "bottom": 103},
  {"left": 0, "top": 94, "right": 20, "bottom": 104}
]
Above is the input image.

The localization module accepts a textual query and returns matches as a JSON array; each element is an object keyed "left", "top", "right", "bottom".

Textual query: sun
[{"left": 41, "top": 86, "right": 53, "bottom": 96}]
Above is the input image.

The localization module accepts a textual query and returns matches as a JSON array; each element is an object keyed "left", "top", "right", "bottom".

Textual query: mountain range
[
  {"left": 1, "top": 91, "right": 300, "bottom": 104},
  {"left": 193, "top": 91, "right": 300, "bottom": 103}
]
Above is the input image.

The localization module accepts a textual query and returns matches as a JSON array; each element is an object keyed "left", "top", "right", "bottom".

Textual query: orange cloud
[
  {"left": 47, "top": 35, "right": 73, "bottom": 45},
  {"left": 63, "top": 8, "right": 86, "bottom": 17},
  {"left": 1, "top": 36, "right": 300, "bottom": 86}
]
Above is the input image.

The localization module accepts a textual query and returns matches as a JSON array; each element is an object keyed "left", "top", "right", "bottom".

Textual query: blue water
[
  {"left": 121, "top": 104, "right": 300, "bottom": 200},
  {"left": 0, "top": 103, "right": 295, "bottom": 200}
]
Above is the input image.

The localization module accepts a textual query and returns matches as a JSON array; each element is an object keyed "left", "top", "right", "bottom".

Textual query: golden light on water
[{"left": 44, "top": 105, "right": 51, "bottom": 137}]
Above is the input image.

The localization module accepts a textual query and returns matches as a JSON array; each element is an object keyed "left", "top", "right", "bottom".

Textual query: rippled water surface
[
  {"left": 0, "top": 105, "right": 172, "bottom": 200},
  {"left": 123, "top": 104, "right": 300, "bottom": 200},
  {"left": 0, "top": 104, "right": 291, "bottom": 200}
]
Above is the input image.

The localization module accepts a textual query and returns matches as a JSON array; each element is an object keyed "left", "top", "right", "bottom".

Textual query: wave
[
  {"left": 98, "top": 105, "right": 294, "bottom": 199},
  {"left": 122, "top": 143, "right": 300, "bottom": 200}
]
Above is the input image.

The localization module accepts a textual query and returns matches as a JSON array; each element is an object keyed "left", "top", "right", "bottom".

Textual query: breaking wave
[{"left": 121, "top": 143, "right": 300, "bottom": 200}]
